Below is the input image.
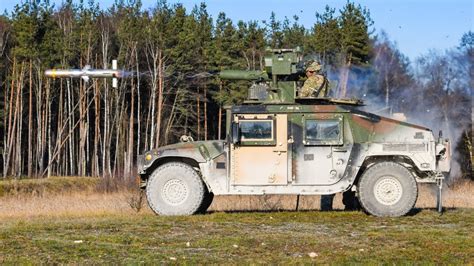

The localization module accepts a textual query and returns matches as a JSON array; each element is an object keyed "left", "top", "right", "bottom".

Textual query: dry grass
[
  {"left": 0, "top": 191, "right": 148, "bottom": 219},
  {"left": 0, "top": 176, "right": 99, "bottom": 197},
  {"left": 209, "top": 181, "right": 474, "bottom": 211},
  {"left": 0, "top": 180, "right": 472, "bottom": 219},
  {"left": 1, "top": 177, "right": 472, "bottom": 264},
  {"left": 416, "top": 180, "right": 474, "bottom": 209}
]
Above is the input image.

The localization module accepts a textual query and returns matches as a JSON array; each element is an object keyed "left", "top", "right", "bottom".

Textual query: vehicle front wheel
[
  {"left": 358, "top": 162, "right": 418, "bottom": 217},
  {"left": 146, "top": 162, "right": 206, "bottom": 216}
]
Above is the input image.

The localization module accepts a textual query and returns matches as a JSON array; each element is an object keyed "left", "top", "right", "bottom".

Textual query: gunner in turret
[{"left": 300, "top": 61, "right": 329, "bottom": 98}]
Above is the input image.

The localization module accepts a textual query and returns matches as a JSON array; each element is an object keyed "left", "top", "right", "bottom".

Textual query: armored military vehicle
[{"left": 137, "top": 48, "right": 451, "bottom": 217}]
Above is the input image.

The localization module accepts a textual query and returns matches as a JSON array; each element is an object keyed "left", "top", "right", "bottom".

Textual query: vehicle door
[
  {"left": 230, "top": 114, "right": 288, "bottom": 185},
  {"left": 290, "top": 113, "right": 349, "bottom": 185}
]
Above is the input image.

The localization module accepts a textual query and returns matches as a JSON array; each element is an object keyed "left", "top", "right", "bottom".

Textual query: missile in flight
[{"left": 44, "top": 60, "right": 129, "bottom": 88}]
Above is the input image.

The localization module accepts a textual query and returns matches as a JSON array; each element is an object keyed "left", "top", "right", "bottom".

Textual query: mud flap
[{"left": 436, "top": 178, "right": 443, "bottom": 213}]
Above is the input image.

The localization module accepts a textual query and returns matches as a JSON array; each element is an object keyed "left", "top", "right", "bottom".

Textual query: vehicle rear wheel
[
  {"left": 358, "top": 162, "right": 418, "bottom": 217},
  {"left": 146, "top": 162, "right": 205, "bottom": 216}
]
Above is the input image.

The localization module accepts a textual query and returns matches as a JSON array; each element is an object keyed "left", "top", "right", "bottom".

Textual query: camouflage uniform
[{"left": 300, "top": 62, "right": 328, "bottom": 98}]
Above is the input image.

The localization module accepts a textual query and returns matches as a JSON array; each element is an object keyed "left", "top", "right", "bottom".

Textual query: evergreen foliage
[{"left": 0, "top": 1, "right": 470, "bottom": 180}]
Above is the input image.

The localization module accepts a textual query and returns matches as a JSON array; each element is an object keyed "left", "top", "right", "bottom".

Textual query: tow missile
[{"left": 44, "top": 60, "right": 128, "bottom": 88}]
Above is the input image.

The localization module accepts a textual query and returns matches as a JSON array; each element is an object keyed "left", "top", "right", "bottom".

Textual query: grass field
[
  {"left": 0, "top": 177, "right": 473, "bottom": 263},
  {"left": 0, "top": 209, "right": 473, "bottom": 264}
]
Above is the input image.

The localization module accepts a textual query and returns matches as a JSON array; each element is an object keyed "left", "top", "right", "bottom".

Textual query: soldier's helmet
[{"left": 306, "top": 61, "right": 322, "bottom": 72}]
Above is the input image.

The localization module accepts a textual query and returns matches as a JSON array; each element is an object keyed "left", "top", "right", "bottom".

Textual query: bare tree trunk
[
  {"left": 28, "top": 60, "right": 33, "bottom": 177},
  {"left": 204, "top": 84, "right": 207, "bottom": 141},
  {"left": 93, "top": 80, "right": 100, "bottom": 177},
  {"left": 155, "top": 50, "right": 164, "bottom": 148},
  {"left": 115, "top": 99, "right": 126, "bottom": 178},
  {"left": 127, "top": 75, "right": 135, "bottom": 178},
  {"left": 4, "top": 61, "right": 24, "bottom": 178},
  {"left": 57, "top": 79, "right": 64, "bottom": 176},
  {"left": 46, "top": 79, "right": 52, "bottom": 178},
  {"left": 101, "top": 27, "right": 111, "bottom": 178},
  {"left": 338, "top": 53, "right": 352, "bottom": 98},
  {"left": 15, "top": 64, "right": 24, "bottom": 177},
  {"left": 384, "top": 73, "right": 390, "bottom": 108},
  {"left": 36, "top": 64, "right": 45, "bottom": 176},
  {"left": 79, "top": 80, "right": 86, "bottom": 176},
  {"left": 67, "top": 79, "right": 75, "bottom": 175},
  {"left": 103, "top": 81, "right": 110, "bottom": 177},
  {"left": 3, "top": 58, "right": 16, "bottom": 177},
  {"left": 144, "top": 91, "right": 151, "bottom": 150},
  {"left": 146, "top": 43, "right": 158, "bottom": 149},
  {"left": 197, "top": 87, "right": 200, "bottom": 140},
  {"left": 218, "top": 81, "right": 222, "bottom": 140},
  {"left": 164, "top": 87, "right": 180, "bottom": 144},
  {"left": 136, "top": 49, "right": 141, "bottom": 156},
  {"left": 41, "top": 94, "right": 95, "bottom": 177}
]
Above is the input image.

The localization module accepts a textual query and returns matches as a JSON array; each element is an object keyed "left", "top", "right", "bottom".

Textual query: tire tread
[
  {"left": 358, "top": 162, "right": 418, "bottom": 217},
  {"left": 146, "top": 162, "right": 205, "bottom": 216}
]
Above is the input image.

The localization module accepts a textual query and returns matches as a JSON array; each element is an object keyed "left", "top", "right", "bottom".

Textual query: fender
[{"left": 138, "top": 140, "right": 225, "bottom": 175}]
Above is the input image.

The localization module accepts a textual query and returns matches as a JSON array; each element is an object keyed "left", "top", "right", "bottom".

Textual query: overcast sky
[{"left": 2, "top": 0, "right": 472, "bottom": 61}]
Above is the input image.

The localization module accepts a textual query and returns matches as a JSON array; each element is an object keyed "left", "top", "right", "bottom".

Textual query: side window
[
  {"left": 239, "top": 119, "right": 275, "bottom": 145},
  {"left": 305, "top": 119, "right": 342, "bottom": 145}
]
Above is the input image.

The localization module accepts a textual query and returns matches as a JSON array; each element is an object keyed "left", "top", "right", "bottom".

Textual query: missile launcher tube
[{"left": 218, "top": 70, "right": 270, "bottom": 81}]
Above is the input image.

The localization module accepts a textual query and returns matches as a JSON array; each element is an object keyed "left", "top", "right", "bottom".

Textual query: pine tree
[
  {"left": 0, "top": 15, "right": 11, "bottom": 143},
  {"left": 281, "top": 15, "right": 306, "bottom": 49},
  {"left": 309, "top": 5, "right": 341, "bottom": 66},
  {"left": 337, "top": 2, "right": 373, "bottom": 97},
  {"left": 265, "top": 12, "right": 283, "bottom": 48}
]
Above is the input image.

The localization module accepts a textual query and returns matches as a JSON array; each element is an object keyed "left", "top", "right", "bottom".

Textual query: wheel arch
[
  {"left": 352, "top": 155, "right": 422, "bottom": 188},
  {"left": 140, "top": 156, "right": 201, "bottom": 184}
]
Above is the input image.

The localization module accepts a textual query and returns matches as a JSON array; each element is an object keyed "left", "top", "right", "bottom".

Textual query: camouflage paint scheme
[
  {"left": 138, "top": 102, "right": 450, "bottom": 196},
  {"left": 137, "top": 48, "right": 450, "bottom": 196}
]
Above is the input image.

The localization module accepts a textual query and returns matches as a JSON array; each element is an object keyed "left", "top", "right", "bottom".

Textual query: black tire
[
  {"left": 357, "top": 162, "right": 418, "bottom": 217},
  {"left": 197, "top": 190, "right": 214, "bottom": 214},
  {"left": 342, "top": 190, "right": 361, "bottom": 211},
  {"left": 146, "top": 162, "right": 205, "bottom": 216},
  {"left": 320, "top": 194, "right": 335, "bottom": 211}
]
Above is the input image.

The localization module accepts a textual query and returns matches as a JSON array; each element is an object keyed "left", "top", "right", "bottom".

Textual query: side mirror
[{"left": 231, "top": 122, "right": 240, "bottom": 145}]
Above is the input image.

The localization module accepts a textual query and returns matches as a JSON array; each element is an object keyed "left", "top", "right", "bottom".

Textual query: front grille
[
  {"left": 383, "top": 143, "right": 427, "bottom": 152},
  {"left": 408, "top": 143, "right": 427, "bottom": 152},
  {"left": 383, "top": 143, "right": 407, "bottom": 152}
]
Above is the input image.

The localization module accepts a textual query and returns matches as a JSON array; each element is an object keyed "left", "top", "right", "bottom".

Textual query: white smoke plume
[{"left": 321, "top": 47, "right": 471, "bottom": 183}]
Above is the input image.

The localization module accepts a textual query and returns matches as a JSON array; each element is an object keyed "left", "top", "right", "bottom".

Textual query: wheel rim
[
  {"left": 162, "top": 178, "right": 188, "bottom": 206},
  {"left": 373, "top": 176, "right": 403, "bottom": 206}
]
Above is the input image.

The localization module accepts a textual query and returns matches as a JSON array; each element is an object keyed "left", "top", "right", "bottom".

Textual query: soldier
[{"left": 300, "top": 61, "right": 328, "bottom": 98}]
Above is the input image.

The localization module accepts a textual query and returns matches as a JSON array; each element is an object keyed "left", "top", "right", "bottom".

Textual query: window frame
[
  {"left": 303, "top": 117, "right": 343, "bottom": 146},
  {"left": 238, "top": 117, "right": 276, "bottom": 146}
]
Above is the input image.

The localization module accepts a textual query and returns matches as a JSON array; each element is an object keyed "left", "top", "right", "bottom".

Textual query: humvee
[{"left": 137, "top": 48, "right": 451, "bottom": 217}]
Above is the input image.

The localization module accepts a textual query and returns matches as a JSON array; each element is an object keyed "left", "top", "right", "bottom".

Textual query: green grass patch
[
  {"left": 0, "top": 176, "right": 99, "bottom": 197},
  {"left": 0, "top": 209, "right": 472, "bottom": 263}
]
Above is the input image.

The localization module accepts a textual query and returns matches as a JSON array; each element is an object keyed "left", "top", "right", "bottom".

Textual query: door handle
[{"left": 333, "top": 148, "right": 347, "bottom": 152}]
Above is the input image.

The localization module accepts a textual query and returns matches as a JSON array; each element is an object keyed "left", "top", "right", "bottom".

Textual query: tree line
[{"left": 0, "top": 0, "right": 471, "bottom": 180}]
